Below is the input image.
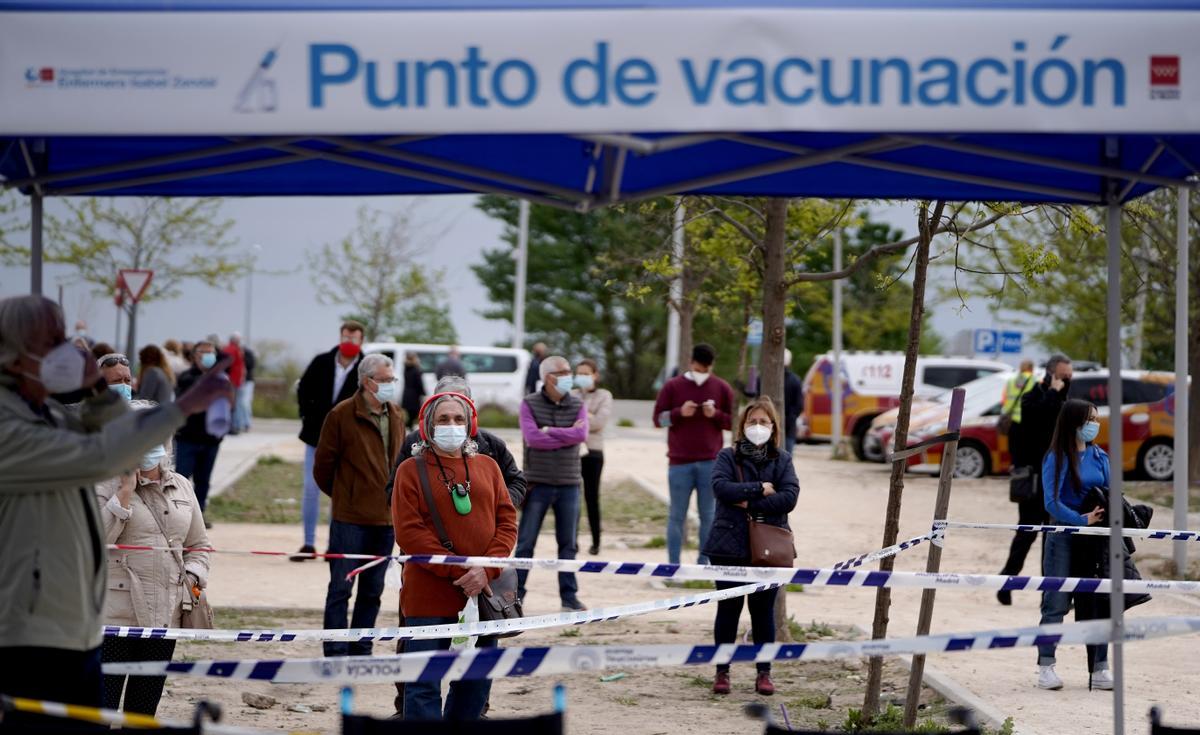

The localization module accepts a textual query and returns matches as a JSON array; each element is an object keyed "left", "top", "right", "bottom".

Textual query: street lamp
[{"left": 244, "top": 243, "right": 261, "bottom": 344}]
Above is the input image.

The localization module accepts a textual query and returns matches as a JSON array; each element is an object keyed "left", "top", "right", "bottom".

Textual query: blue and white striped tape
[
  {"left": 937, "top": 520, "right": 1200, "bottom": 541},
  {"left": 103, "top": 616, "right": 1200, "bottom": 684},
  {"left": 831, "top": 530, "right": 941, "bottom": 570},
  {"left": 103, "top": 582, "right": 777, "bottom": 642}
]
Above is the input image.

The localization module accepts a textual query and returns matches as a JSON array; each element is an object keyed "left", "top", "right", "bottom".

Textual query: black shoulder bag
[{"left": 415, "top": 457, "right": 524, "bottom": 637}]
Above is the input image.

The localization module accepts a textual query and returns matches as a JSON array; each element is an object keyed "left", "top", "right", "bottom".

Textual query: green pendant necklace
[{"left": 432, "top": 452, "right": 472, "bottom": 515}]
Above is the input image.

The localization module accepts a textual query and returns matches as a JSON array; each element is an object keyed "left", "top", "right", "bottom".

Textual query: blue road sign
[
  {"left": 747, "top": 318, "right": 763, "bottom": 346},
  {"left": 1000, "top": 331, "right": 1023, "bottom": 354},
  {"left": 973, "top": 329, "right": 998, "bottom": 355}
]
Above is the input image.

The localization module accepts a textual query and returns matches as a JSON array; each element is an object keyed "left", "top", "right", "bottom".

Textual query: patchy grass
[
  {"left": 789, "top": 619, "right": 837, "bottom": 641},
  {"left": 1125, "top": 481, "right": 1200, "bottom": 512},
  {"left": 1146, "top": 556, "right": 1200, "bottom": 581},
  {"left": 478, "top": 404, "right": 521, "bottom": 430},
  {"left": 841, "top": 704, "right": 949, "bottom": 733},
  {"left": 791, "top": 693, "right": 834, "bottom": 710},
  {"left": 540, "top": 479, "right": 668, "bottom": 535},
  {"left": 252, "top": 394, "right": 299, "bottom": 420},
  {"left": 616, "top": 418, "right": 635, "bottom": 428},
  {"left": 206, "top": 457, "right": 329, "bottom": 525}
]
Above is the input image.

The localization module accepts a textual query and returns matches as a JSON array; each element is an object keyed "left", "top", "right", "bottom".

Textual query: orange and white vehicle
[
  {"left": 908, "top": 370, "right": 1179, "bottom": 479},
  {"left": 800, "top": 352, "right": 1009, "bottom": 460}
]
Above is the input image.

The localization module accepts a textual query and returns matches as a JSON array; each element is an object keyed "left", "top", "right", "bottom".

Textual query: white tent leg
[
  {"left": 511, "top": 199, "right": 530, "bottom": 350},
  {"left": 1176, "top": 187, "right": 1191, "bottom": 573},
  {"left": 666, "top": 198, "right": 684, "bottom": 373},
  {"left": 30, "top": 194, "right": 43, "bottom": 296},
  {"left": 1106, "top": 203, "right": 1126, "bottom": 735}
]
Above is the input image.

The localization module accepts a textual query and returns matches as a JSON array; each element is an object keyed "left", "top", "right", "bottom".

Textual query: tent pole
[
  {"left": 1106, "top": 203, "right": 1126, "bottom": 735},
  {"left": 832, "top": 228, "right": 844, "bottom": 456},
  {"left": 512, "top": 199, "right": 530, "bottom": 350},
  {"left": 666, "top": 198, "right": 684, "bottom": 373},
  {"left": 30, "top": 194, "right": 43, "bottom": 296},
  {"left": 1176, "top": 186, "right": 1191, "bottom": 574}
]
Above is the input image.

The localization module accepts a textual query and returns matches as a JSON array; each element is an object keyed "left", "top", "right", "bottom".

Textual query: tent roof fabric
[
  {"left": 3, "top": 0, "right": 1200, "bottom": 9},
  {"left": 3, "top": 133, "right": 1197, "bottom": 207}
]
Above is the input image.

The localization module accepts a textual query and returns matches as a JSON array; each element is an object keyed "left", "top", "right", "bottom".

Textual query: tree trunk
[
  {"left": 761, "top": 198, "right": 791, "bottom": 640},
  {"left": 862, "top": 200, "right": 943, "bottom": 719},
  {"left": 1190, "top": 310, "right": 1200, "bottom": 485},
  {"left": 678, "top": 299, "right": 695, "bottom": 376},
  {"left": 124, "top": 302, "right": 138, "bottom": 366}
]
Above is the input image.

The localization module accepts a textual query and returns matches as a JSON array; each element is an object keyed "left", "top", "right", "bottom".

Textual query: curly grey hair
[{"left": 412, "top": 391, "right": 478, "bottom": 457}]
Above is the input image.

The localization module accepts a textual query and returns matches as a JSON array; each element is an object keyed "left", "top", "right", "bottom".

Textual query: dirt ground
[{"left": 153, "top": 428, "right": 1200, "bottom": 734}]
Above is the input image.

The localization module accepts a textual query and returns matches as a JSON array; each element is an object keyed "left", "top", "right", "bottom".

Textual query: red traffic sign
[{"left": 116, "top": 269, "right": 154, "bottom": 304}]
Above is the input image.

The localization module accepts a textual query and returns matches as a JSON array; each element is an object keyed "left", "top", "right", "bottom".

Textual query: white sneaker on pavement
[
  {"left": 1037, "top": 665, "right": 1064, "bottom": 690},
  {"left": 1091, "top": 670, "right": 1114, "bottom": 691}
]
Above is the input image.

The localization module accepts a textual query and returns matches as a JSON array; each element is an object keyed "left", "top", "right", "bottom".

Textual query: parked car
[
  {"left": 904, "top": 370, "right": 1178, "bottom": 480},
  {"left": 865, "top": 370, "right": 1015, "bottom": 463},
  {"left": 800, "top": 352, "right": 1009, "bottom": 460},
  {"left": 362, "top": 342, "right": 531, "bottom": 413}
]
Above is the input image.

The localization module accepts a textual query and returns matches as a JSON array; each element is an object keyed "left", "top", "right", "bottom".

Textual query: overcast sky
[{"left": 0, "top": 196, "right": 1031, "bottom": 367}]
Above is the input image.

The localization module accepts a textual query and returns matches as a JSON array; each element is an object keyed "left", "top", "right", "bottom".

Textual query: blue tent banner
[{"left": 1, "top": 7, "right": 1198, "bottom": 136}]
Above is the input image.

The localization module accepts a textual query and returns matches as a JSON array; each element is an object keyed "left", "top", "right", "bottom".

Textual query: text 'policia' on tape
[
  {"left": 103, "top": 616, "right": 1200, "bottom": 684},
  {"left": 104, "top": 582, "right": 777, "bottom": 642}
]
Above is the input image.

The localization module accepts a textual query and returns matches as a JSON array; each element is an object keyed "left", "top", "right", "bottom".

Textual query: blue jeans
[
  {"left": 667, "top": 460, "right": 715, "bottom": 565},
  {"left": 1038, "top": 532, "right": 1108, "bottom": 668},
  {"left": 233, "top": 381, "right": 253, "bottom": 433},
  {"left": 402, "top": 618, "right": 495, "bottom": 721},
  {"left": 302, "top": 444, "right": 321, "bottom": 547},
  {"left": 323, "top": 520, "right": 395, "bottom": 657},
  {"left": 785, "top": 436, "right": 796, "bottom": 455},
  {"left": 174, "top": 440, "right": 220, "bottom": 511},
  {"left": 515, "top": 484, "right": 580, "bottom": 603}
]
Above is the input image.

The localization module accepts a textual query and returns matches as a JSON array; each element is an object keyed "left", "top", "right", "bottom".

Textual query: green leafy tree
[
  {"left": 472, "top": 196, "right": 671, "bottom": 398},
  {"left": 0, "top": 196, "right": 240, "bottom": 359},
  {"left": 310, "top": 205, "right": 457, "bottom": 344}
]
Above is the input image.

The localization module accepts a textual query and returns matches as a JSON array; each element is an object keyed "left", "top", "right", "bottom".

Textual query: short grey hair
[
  {"left": 0, "top": 296, "right": 64, "bottom": 371},
  {"left": 434, "top": 375, "right": 472, "bottom": 399},
  {"left": 358, "top": 353, "right": 393, "bottom": 383},
  {"left": 539, "top": 355, "right": 570, "bottom": 381},
  {"left": 413, "top": 392, "right": 477, "bottom": 457}
]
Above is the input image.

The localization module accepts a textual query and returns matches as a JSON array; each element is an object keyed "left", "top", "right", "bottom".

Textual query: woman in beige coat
[{"left": 96, "top": 434, "right": 210, "bottom": 715}]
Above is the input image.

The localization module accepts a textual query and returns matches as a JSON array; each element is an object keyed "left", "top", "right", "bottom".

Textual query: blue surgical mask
[
  {"left": 433, "top": 425, "right": 468, "bottom": 452},
  {"left": 1078, "top": 421, "right": 1100, "bottom": 443},
  {"left": 555, "top": 375, "right": 575, "bottom": 393},
  {"left": 373, "top": 380, "right": 398, "bottom": 404},
  {"left": 573, "top": 374, "right": 594, "bottom": 392},
  {"left": 109, "top": 383, "right": 132, "bottom": 401},
  {"left": 199, "top": 353, "right": 217, "bottom": 369},
  {"left": 140, "top": 445, "right": 167, "bottom": 471}
]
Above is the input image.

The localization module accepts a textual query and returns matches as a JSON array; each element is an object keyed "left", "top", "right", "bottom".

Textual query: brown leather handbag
[
  {"left": 734, "top": 461, "right": 796, "bottom": 567},
  {"left": 417, "top": 458, "right": 524, "bottom": 637}
]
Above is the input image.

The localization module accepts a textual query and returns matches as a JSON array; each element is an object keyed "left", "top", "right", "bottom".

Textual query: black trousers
[
  {"left": 710, "top": 555, "right": 779, "bottom": 674},
  {"left": 0, "top": 645, "right": 103, "bottom": 732},
  {"left": 102, "top": 637, "right": 177, "bottom": 715},
  {"left": 579, "top": 451, "right": 605, "bottom": 548},
  {"left": 999, "top": 483, "right": 1047, "bottom": 577}
]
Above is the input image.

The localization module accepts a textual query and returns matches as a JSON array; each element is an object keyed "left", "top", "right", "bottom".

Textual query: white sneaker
[
  {"left": 1091, "top": 670, "right": 1114, "bottom": 691},
  {"left": 1037, "top": 665, "right": 1064, "bottom": 690}
]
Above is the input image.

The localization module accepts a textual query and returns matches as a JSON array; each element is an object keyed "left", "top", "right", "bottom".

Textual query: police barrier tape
[
  {"left": 936, "top": 520, "right": 1200, "bottom": 542},
  {"left": 110, "top": 546, "right": 1200, "bottom": 594},
  {"left": 0, "top": 695, "right": 299, "bottom": 735},
  {"left": 103, "top": 616, "right": 1200, "bottom": 684},
  {"left": 830, "top": 530, "right": 941, "bottom": 571},
  {"left": 103, "top": 582, "right": 777, "bottom": 642}
]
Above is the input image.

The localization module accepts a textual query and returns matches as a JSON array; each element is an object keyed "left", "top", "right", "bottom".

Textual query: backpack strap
[{"left": 417, "top": 457, "right": 455, "bottom": 552}]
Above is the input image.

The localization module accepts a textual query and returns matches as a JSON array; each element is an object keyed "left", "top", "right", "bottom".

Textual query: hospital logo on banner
[
  {"left": 23, "top": 67, "right": 54, "bottom": 87},
  {"left": 1150, "top": 55, "right": 1181, "bottom": 100}
]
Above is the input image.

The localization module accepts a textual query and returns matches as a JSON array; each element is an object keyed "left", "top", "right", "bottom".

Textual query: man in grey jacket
[{"left": 0, "top": 295, "right": 230, "bottom": 732}]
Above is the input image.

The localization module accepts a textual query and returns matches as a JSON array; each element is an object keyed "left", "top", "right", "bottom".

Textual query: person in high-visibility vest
[{"left": 1000, "top": 359, "right": 1037, "bottom": 424}]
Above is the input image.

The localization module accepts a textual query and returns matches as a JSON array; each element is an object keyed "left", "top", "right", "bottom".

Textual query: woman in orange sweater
[{"left": 392, "top": 391, "right": 518, "bottom": 721}]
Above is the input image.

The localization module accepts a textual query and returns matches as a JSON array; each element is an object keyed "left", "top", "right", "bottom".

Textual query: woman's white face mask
[
  {"left": 25, "top": 342, "right": 88, "bottom": 394},
  {"left": 744, "top": 424, "right": 773, "bottom": 446}
]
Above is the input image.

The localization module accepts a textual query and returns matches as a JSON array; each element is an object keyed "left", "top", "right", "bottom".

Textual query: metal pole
[
  {"left": 511, "top": 199, "right": 530, "bottom": 350},
  {"left": 30, "top": 194, "right": 43, "bottom": 296},
  {"left": 832, "top": 228, "right": 844, "bottom": 455},
  {"left": 1175, "top": 186, "right": 1191, "bottom": 574},
  {"left": 1106, "top": 203, "right": 1126, "bottom": 735},
  {"left": 666, "top": 198, "right": 684, "bottom": 372},
  {"left": 903, "top": 388, "right": 966, "bottom": 728},
  {"left": 245, "top": 268, "right": 254, "bottom": 345}
]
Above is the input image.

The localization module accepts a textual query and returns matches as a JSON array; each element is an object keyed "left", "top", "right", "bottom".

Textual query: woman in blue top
[
  {"left": 703, "top": 396, "right": 799, "bottom": 698},
  {"left": 1036, "top": 399, "right": 1109, "bottom": 692}
]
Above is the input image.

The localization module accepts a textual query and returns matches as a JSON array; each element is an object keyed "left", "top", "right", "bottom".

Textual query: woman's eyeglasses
[{"left": 99, "top": 355, "right": 130, "bottom": 368}]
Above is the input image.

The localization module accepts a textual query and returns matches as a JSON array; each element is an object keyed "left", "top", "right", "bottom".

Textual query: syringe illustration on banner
[{"left": 235, "top": 45, "right": 280, "bottom": 113}]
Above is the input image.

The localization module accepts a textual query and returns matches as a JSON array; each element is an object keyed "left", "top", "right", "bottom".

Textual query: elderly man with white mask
[{"left": 0, "top": 295, "right": 230, "bottom": 731}]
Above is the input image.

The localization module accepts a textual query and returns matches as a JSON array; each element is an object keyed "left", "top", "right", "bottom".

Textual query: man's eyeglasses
[{"left": 99, "top": 354, "right": 130, "bottom": 368}]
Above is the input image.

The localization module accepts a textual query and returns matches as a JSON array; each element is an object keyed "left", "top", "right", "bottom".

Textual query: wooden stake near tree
[{"left": 861, "top": 199, "right": 946, "bottom": 718}]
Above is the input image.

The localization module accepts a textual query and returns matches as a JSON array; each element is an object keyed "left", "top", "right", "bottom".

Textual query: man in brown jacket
[{"left": 314, "top": 353, "right": 404, "bottom": 657}]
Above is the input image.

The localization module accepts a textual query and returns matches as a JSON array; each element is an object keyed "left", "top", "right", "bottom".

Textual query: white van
[
  {"left": 362, "top": 342, "right": 531, "bottom": 413},
  {"left": 800, "top": 351, "right": 1011, "bottom": 459}
]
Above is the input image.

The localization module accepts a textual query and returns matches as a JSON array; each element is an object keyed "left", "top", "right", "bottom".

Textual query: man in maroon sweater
[{"left": 652, "top": 343, "right": 733, "bottom": 565}]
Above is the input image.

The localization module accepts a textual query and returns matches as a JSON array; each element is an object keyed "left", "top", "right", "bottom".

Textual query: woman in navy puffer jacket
[{"left": 702, "top": 396, "right": 799, "bottom": 697}]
